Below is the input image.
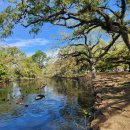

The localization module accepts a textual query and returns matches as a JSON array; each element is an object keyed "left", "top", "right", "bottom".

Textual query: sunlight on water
[{"left": 0, "top": 78, "right": 94, "bottom": 130}]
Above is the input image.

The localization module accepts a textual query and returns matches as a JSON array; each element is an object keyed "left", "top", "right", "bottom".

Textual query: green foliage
[
  {"left": 43, "top": 40, "right": 130, "bottom": 78},
  {"left": 96, "top": 42, "right": 130, "bottom": 72},
  {"left": 0, "top": 46, "right": 42, "bottom": 82},
  {"left": 32, "top": 50, "right": 46, "bottom": 68},
  {"left": 43, "top": 45, "right": 89, "bottom": 78},
  {"left": 0, "top": 0, "right": 129, "bottom": 51},
  {"left": 0, "top": 0, "right": 129, "bottom": 78},
  {"left": 0, "top": 0, "right": 130, "bottom": 78}
]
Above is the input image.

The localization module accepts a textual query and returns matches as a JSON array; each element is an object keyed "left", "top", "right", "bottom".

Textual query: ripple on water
[{"left": 0, "top": 79, "right": 93, "bottom": 130}]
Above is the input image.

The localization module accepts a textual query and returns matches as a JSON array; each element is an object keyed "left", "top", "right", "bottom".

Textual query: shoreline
[
  {"left": 90, "top": 73, "right": 130, "bottom": 130},
  {"left": 1, "top": 72, "right": 130, "bottom": 130},
  {"left": 0, "top": 77, "right": 44, "bottom": 86}
]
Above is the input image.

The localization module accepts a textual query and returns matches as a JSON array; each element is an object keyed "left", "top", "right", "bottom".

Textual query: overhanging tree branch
[{"left": 96, "top": 34, "right": 120, "bottom": 62}]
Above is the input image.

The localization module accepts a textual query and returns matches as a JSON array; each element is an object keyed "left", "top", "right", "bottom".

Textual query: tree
[
  {"left": 59, "top": 33, "right": 120, "bottom": 78},
  {"left": 16, "top": 57, "right": 41, "bottom": 79},
  {"left": 0, "top": 45, "right": 42, "bottom": 82},
  {"left": 32, "top": 50, "right": 46, "bottom": 68},
  {"left": 0, "top": 0, "right": 130, "bottom": 50},
  {"left": 0, "top": 46, "right": 25, "bottom": 81},
  {"left": 100, "top": 42, "right": 130, "bottom": 71}
]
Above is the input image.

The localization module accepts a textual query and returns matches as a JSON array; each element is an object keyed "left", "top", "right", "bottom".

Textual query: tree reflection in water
[{"left": 0, "top": 78, "right": 94, "bottom": 130}]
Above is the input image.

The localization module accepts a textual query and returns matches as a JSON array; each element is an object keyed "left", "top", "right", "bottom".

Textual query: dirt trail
[{"left": 91, "top": 73, "right": 130, "bottom": 130}]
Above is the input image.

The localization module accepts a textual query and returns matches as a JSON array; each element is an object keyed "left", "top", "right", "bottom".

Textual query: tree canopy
[
  {"left": 0, "top": 46, "right": 43, "bottom": 81},
  {"left": 0, "top": 0, "right": 130, "bottom": 50},
  {"left": 32, "top": 50, "right": 46, "bottom": 68},
  {"left": 0, "top": 0, "right": 130, "bottom": 79},
  {"left": 42, "top": 40, "right": 130, "bottom": 78}
]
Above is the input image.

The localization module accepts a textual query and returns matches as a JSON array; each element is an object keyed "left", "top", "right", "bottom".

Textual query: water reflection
[
  {"left": 0, "top": 78, "right": 94, "bottom": 130},
  {"left": 12, "top": 82, "right": 21, "bottom": 98}
]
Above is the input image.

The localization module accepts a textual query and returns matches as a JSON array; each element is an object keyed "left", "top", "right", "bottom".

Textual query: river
[{"left": 0, "top": 78, "right": 94, "bottom": 130}]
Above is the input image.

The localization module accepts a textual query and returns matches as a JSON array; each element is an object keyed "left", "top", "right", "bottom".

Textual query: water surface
[{"left": 0, "top": 78, "right": 93, "bottom": 130}]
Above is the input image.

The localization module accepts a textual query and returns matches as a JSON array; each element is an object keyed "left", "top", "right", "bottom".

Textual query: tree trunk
[
  {"left": 90, "top": 62, "right": 96, "bottom": 78},
  {"left": 122, "top": 33, "right": 130, "bottom": 51},
  {"left": 128, "top": 63, "right": 130, "bottom": 72}
]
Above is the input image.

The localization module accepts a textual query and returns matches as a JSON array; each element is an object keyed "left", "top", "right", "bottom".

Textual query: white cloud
[{"left": 0, "top": 38, "right": 50, "bottom": 48}]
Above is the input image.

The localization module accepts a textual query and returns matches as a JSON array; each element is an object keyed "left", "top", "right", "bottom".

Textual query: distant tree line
[
  {"left": 0, "top": 46, "right": 46, "bottom": 82},
  {"left": 43, "top": 41, "right": 130, "bottom": 78}
]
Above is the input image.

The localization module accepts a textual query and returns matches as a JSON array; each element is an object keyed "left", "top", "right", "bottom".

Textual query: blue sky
[
  {"left": 0, "top": 1, "right": 71, "bottom": 57},
  {"left": 0, "top": 0, "right": 127, "bottom": 57},
  {"left": 1, "top": 23, "right": 69, "bottom": 56}
]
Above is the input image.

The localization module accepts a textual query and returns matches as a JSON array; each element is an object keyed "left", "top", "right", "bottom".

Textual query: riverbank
[
  {"left": 91, "top": 72, "right": 130, "bottom": 130},
  {"left": 0, "top": 77, "right": 44, "bottom": 86}
]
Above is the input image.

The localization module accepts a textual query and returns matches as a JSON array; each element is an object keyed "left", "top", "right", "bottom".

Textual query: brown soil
[{"left": 91, "top": 72, "right": 130, "bottom": 130}]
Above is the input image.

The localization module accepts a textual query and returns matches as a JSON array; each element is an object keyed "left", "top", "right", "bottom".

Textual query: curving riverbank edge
[{"left": 90, "top": 72, "right": 130, "bottom": 130}]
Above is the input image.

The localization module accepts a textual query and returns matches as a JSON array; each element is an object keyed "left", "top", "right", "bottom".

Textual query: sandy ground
[{"left": 91, "top": 73, "right": 130, "bottom": 130}]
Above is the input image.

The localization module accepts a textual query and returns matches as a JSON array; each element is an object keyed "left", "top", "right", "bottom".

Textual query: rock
[
  {"left": 91, "top": 119, "right": 100, "bottom": 130},
  {"left": 35, "top": 94, "right": 45, "bottom": 100}
]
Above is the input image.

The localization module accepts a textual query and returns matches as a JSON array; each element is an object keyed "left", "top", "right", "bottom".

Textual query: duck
[
  {"left": 35, "top": 94, "right": 45, "bottom": 100},
  {"left": 40, "top": 84, "right": 47, "bottom": 89},
  {"left": 35, "top": 84, "right": 47, "bottom": 90}
]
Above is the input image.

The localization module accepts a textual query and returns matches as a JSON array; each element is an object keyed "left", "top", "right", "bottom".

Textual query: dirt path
[{"left": 91, "top": 73, "right": 130, "bottom": 130}]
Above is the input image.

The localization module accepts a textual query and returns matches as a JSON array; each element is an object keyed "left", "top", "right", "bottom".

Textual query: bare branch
[
  {"left": 99, "top": 6, "right": 120, "bottom": 18},
  {"left": 59, "top": 51, "right": 90, "bottom": 63}
]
